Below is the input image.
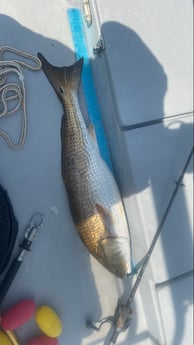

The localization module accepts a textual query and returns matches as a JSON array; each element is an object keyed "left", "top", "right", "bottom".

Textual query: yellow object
[
  {"left": 35, "top": 306, "right": 62, "bottom": 338},
  {"left": 0, "top": 330, "right": 12, "bottom": 345},
  {"left": 5, "top": 331, "right": 21, "bottom": 345}
]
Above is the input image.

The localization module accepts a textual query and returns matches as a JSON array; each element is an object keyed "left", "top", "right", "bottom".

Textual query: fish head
[
  {"left": 95, "top": 203, "right": 131, "bottom": 278},
  {"left": 98, "top": 236, "right": 130, "bottom": 279}
]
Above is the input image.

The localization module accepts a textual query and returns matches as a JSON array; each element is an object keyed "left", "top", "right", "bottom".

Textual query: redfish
[{"left": 38, "top": 53, "right": 132, "bottom": 278}]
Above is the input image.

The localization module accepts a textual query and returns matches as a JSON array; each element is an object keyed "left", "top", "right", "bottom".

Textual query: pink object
[
  {"left": 1, "top": 299, "right": 36, "bottom": 330},
  {"left": 26, "top": 335, "right": 58, "bottom": 345}
]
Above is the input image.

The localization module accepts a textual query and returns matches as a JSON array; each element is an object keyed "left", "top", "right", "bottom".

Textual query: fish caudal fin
[{"left": 37, "top": 53, "right": 84, "bottom": 98}]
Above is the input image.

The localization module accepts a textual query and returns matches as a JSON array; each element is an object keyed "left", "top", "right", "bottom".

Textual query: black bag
[{"left": 0, "top": 184, "right": 18, "bottom": 274}]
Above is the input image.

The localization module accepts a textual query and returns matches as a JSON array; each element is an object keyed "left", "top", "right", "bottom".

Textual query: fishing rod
[{"left": 87, "top": 146, "right": 194, "bottom": 345}]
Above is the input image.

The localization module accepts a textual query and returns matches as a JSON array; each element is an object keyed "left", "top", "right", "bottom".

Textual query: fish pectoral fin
[{"left": 96, "top": 203, "right": 115, "bottom": 231}]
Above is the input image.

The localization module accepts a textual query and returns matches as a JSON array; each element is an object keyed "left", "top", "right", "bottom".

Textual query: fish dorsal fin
[
  {"left": 96, "top": 203, "right": 115, "bottom": 231},
  {"left": 37, "top": 53, "right": 84, "bottom": 98}
]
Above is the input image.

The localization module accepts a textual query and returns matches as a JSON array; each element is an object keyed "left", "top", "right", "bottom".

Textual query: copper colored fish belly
[{"left": 38, "top": 53, "right": 132, "bottom": 278}]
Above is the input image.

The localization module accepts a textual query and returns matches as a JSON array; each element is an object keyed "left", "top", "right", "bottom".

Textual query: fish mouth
[{"left": 98, "top": 236, "right": 131, "bottom": 279}]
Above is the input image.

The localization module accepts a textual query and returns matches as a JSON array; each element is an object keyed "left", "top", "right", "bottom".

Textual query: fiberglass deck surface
[{"left": 0, "top": 1, "right": 193, "bottom": 345}]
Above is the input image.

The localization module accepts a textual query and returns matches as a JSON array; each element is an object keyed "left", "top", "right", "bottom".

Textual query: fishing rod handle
[{"left": 0, "top": 258, "right": 22, "bottom": 305}]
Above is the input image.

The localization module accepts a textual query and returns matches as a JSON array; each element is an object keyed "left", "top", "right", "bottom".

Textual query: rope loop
[{"left": 0, "top": 46, "right": 41, "bottom": 149}]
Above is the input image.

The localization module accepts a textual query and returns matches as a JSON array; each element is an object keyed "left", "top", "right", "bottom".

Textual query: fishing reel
[{"left": 86, "top": 300, "right": 133, "bottom": 344}]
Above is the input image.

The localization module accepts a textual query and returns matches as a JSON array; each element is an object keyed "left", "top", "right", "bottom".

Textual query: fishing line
[
  {"left": 0, "top": 46, "right": 41, "bottom": 149},
  {"left": 126, "top": 145, "right": 194, "bottom": 308}
]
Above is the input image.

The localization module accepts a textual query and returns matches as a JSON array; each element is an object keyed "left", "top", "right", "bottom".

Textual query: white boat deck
[{"left": 0, "top": 1, "right": 193, "bottom": 344}]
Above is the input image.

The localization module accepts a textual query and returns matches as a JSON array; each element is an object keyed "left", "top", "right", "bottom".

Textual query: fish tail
[{"left": 37, "top": 53, "right": 83, "bottom": 98}]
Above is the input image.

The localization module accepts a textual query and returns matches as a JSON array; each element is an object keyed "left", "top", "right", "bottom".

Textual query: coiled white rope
[{"left": 0, "top": 46, "right": 41, "bottom": 149}]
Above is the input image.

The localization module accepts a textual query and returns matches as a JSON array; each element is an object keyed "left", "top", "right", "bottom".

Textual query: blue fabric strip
[{"left": 67, "top": 8, "right": 112, "bottom": 170}]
